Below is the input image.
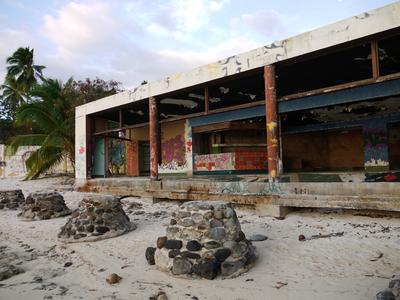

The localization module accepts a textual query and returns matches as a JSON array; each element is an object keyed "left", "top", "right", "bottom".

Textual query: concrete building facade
[{"left": 75, "top": 3, "right": 400, "bottom": 216}]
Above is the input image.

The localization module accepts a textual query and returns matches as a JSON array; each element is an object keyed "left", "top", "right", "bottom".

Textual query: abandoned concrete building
[{"left": 75, "top": 3, "right": 400, "bottom": 216}]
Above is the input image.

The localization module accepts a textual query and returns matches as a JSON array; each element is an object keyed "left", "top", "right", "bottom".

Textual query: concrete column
[
  {"left": 264, "top": 64, "right": 280, "bottom": 181},
  {"left": 149, "top": 96, "right": 159, "bottom": 180}
]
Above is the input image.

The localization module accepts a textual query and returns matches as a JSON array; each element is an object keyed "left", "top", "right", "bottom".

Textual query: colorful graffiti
[
  {"left": 108, "top": 139, "right": 126, "bottom": 175},
  {"left": 162, "top": 134, "right": 185, "bottom": 165},
  {"left": 195, "top": 153, "right": 235, "bottom": 171},
  {"left": 363, "top": 120, "right": 389, "bottom": 169}
]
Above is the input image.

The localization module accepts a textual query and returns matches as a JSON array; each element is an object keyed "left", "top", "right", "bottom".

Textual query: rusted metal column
[
  {"left": 149, "top": 96, "right": 159, "bottom": 180},
  {"left": 264, "top": 64, "right": 279, "bottom": 181}
]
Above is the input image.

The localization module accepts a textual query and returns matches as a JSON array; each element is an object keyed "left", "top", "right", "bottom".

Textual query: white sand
[{"left": 0, "top": 176, "right": 399, "bottom": 299}]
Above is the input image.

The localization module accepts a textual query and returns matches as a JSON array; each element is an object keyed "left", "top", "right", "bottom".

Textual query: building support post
[
  {"left": 149, "top": 96, "right": 159, "bottom": 180},
  {"left": 264, "top": 64, "right": 280, "bottom": 181}
]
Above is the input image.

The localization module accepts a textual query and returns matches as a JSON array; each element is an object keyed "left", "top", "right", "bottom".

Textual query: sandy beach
[{"left": 0, "top": 176, "right": 399, "bottom": 299}]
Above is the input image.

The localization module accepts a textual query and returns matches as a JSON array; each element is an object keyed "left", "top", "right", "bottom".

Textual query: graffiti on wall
[
  {"left": 160, "top": 134, "right": 187, "bottom": 173},
  {"left": 220, "top": 181, "right": 282, "bottom": 195},
  {"left": 76, "top": 136, "right": 86, "bottom": 178},
  {"left": 363, "top": 120, "right": 389, "bottom": 168},
  {"left": 108, "top": 139, "right": 126, "bottom": 175},
  {"left": 195, "top": 153, "right": 235, "bottom": 171}
]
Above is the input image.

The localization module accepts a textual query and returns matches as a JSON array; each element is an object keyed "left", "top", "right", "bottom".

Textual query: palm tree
[
  {"left": 0, "top": 76, "right": 27, "bottom": 119},
  {"left": 6, "top": 47, "right": 45, "bottom": 94},
  {"left": 6, "top": 78, "right": 77, "bottom": 179}
]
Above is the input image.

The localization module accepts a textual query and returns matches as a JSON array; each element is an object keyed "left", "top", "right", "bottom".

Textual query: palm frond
[{"left": 5, "top": 134, "right": 47, "bottom": 157}]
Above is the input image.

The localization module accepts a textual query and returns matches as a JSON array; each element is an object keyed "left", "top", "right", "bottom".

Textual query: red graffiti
[
  {"left": 384, "top": 174, "right": 397, "bottom": 181},
  {"left": 79, "top": 146, "right": 85, "bottom": 154},
  {"left": 162, "top": 135, "right": 184, "bottom": 164},
  {"left": 186, "top": 140, "right": 192, "bottom": 152}
]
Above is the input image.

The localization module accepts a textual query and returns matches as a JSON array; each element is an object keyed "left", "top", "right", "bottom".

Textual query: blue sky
[{"left": 0, "top": 0, "right": 397, "bottom": 88}]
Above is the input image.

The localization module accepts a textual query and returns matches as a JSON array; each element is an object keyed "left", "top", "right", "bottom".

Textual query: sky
[{"left": 0, "top": 0, "right": 397, "bottom": 89}]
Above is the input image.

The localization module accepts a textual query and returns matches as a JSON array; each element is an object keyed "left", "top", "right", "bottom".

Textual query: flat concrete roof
[{"left": 76, "top": 2, "right": 400, "bottom": 118}]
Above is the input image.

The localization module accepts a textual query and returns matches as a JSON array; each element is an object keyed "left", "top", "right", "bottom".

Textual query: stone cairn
[
  {"left": 18, "top": 191, "right": 71, "bottom": 221},
  {"left": 145, "top": 201, "right": 256, "bottom": 280},
  {"left": 0, "top": 190, "right": 25, "bottom": 210},
  {"left": 58, "top": 195, "right": 135, "bottom": 242}
]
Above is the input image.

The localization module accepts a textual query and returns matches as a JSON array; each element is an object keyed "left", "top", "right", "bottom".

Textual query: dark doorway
[{"left": 139, "top": 141, "right": 150, "bottom": 176}]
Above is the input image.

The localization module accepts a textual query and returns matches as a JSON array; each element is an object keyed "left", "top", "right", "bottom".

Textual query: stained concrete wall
[
  {"left": 283, "top": 129, "right": 364, "bottom": 171},
  {"left": 0, "top": 144, "right": 72, "bottom": 177}
]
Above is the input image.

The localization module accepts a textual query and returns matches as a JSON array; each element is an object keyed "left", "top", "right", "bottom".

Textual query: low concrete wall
[
  {"left": 80, "top": 177, "right": 400, "bottom": 213},
  {"left": 0, "top": 144, "right": 73, "bottom": 178}
]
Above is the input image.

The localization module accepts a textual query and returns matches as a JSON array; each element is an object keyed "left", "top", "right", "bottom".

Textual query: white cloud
[
  {"left": 0, "top": 29, "right": 34, "bottom": 81},
  {"left": 42, "top": 2, "right": 119, "bottom": 55},
  {"left": 241, "top": 10, "right": 287, "bottom": 38}
]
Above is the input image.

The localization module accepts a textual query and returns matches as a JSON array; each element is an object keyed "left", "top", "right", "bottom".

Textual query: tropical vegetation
[{"left": 0, "top": 47, "right": 123, "bottom": 179}]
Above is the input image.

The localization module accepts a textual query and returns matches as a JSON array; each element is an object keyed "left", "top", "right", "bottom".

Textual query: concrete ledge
[
  {"left": 81, "top": 178, "right": 400, "bottom": 215},
  {"left": 256, "top": 204, "right": 292, "bottom": 218}
]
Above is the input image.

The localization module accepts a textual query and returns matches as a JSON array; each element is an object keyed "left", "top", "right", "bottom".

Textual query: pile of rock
[
  {"left": 376, "top": 278, "right": 400, "bottom": 300},
  {"left": 146, "top": 201, "right": 256, "bottom": 279},
  {"left": 18, "top": 191, "right": 71, "bottom": 221},
  {"left": 58, "top": 195, "right": 135, "bottom": 242},
  {"left": 0, "top": 189, "right": 25, "bottom": 210}
]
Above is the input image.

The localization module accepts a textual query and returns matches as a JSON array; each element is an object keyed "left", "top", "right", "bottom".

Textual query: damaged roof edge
[{"left": 75, "top": 2, "right": 400, "bottom": 118}]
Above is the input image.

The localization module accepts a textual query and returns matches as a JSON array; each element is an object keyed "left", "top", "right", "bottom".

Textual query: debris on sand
[{"left": 106, "top": 273, "right": 122, "bottom": 284}]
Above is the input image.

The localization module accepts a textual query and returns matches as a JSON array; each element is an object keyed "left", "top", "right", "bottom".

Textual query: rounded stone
[
  {"left": 193, "top": 259, "right": 219, "bottom": 280},
  {"left": 180, "top": 251, "right": 201, "bottom": 260},
  {"left": 376, "top": 290, "right": 396, "bottom": 300},
  {"left": 210, "top": 219, "right": 224, "bottom": 228},
  {"left": 181, "top": 218, "right": 195, "bottom": 227},
  {"left": 168, "top": 249, "right": 180, "bottom": 258},
  {"left": 96, "top": 226, "right": 110, "bottom": 234},
  {"left": 164, "top": 240, "right": 183, "bottom": 250},
  {"left": 214, "top": 248, "right": 232, "bottom": 263},
  {"left": 223, "top": 208, "right": 235, "bottom": 218},
  {"left": 157, "top": 236, "right": 168, "bottom": 249},
  {"left": 172, "top": 257, "right": 192, "bottom": 275},
  {"left": 177, "top": 211, "right": 191, "bottom": 219},
  {"left": 221, "top": 259, "right": 245, "bottom": 277},
  {"left": 208, "top": 227, "right": 226, "bottom": 241},
  {"left": 85, "top": 225, "right": 94, "bottom": 232},
  {"left": 204, "top": 241, "right": 221, "bottom": 249},
  {"left": 145, "top": 247, "right": 156, "bottom": 265},
  {"left": 170, "top": 219, "right": 177, "bottom": 225},
  {"left": 231, "top": 242, "right": 248, "bottom": 258},
  {"left": 186, "top": 240, "right": 202, "bottom": 251}
]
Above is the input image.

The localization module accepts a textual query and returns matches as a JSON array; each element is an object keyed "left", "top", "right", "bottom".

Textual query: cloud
[
  {"left": 241, "top": 10, "right": 288, "bottom": 38},
  {"left": 42, "top": 2, "right": 119, "bottom": 55},
  {"left": 0, "top": 29, "right": 34, "bottom": 81}
]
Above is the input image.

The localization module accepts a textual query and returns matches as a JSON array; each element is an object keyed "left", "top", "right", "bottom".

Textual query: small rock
[
  {"left": 106, "top": 273, "right": 122, "bottom": 284},
  {"left": 214, "top": 248, "right": 231, "bottom": 263},
  {"left": 165, "top": 240, "right": 183, "bottom": 250},
  {"left": 181, "top": 218, "right": 195, "bottom": 227},
  {"left": 170, "top": 219, "right": 177, "bottom": 225},
  {"left": 180, "top": 251, "right": 201, "bottom": 259},
  {"left": 145, "top": 247, "right": 156, "bottom": 265},
  {"left": 168, "top": 249, "right": 180, "bottom": 258},
  {"left": 192, "top": 258, "right": 219, "bottom": 280},
  {"left": 376, "top": 289, "right": 396, "bottom": 300},
  {"left": 157, "top": 236, "right": 167, "bottom": 249},
  {"left": 186, "top": 240, "right": 202, "bottom": 251},
  {"left": 0, "top": 264, "right": 23, "bottom": 281},
  {"left": 221, "top": 259, "right": 245, "bottom": 277},
  {"left": 208, "top": 227, "right": 226, "bottom": 241},
  {"left": 204, "top": 241, "right": 221, "bottom": 249},
  {"left": 210, "top": 219, "right": 223, "bottom": 228},
  {"left": 172, "top": 257, "right": 192, "bottom": 275},
  {"left": 249, "top": 234, "right": 268, "bottom": 242},
  {"left": 64, "top": 262, "right": 72, "bottom": 267},
  {"left": 298, "top": 234, "right": 306, "bottom": 241}
]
